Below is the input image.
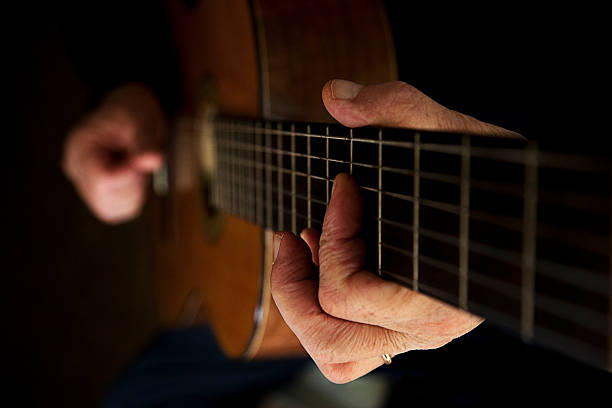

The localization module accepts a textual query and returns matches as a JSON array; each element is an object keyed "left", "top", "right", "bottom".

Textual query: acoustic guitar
[{"left": 151, "top": 0, "right": 611, "bottom": 373}]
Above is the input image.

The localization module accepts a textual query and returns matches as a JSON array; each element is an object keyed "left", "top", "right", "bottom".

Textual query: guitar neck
[{"left": 207, "top": 115, "right": 612, "bottom": 372}]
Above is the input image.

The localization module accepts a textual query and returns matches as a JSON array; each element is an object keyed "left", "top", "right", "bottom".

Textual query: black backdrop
[
  {"left": 12, "top": 1, "right": 611, "bottom": 406},
  {"left": 384, "top": 2, "right": 610, "bottom": 405}
]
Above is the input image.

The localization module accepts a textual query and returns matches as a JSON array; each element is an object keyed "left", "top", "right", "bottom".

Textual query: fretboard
[{"left": 208, "top": 115, "right": 612, "bottom": 373}]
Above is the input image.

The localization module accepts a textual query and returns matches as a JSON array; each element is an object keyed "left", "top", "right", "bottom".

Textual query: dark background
[
  {"left": 11, "top": 1, "right": 610, "bottom": 406},
  {"left": 384, "top": 3, "right": 610, "bottom": 406}
]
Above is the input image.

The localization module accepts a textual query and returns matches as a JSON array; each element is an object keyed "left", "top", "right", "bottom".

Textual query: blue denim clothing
[{"left": 105, "top": 326, "right": 307, "bottom": 408}]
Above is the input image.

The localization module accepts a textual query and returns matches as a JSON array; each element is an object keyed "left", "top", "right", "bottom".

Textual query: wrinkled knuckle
[
  {"left": 394, "top": 81, "right": 422, "bottom": 100},
  {"left": 302, "top": 326, "right": 335, "bottom": 364},
  {"left": 387, "top": 332, "right": 411, "bottom": 353},
  {"left": 318, "top": 287, "right": 345, "bottom": 318},
  {"left": 395, "top": 80, "right": 416, "bottom": 93},
  {"left": 310, "top": 344, "right": 336, "bottom": 365},
  {"left": 318, "top": 241, "right": 343, "bottom": 270},
  {"left": 381, "top": 81, "right": 427, "bottom": 116}
]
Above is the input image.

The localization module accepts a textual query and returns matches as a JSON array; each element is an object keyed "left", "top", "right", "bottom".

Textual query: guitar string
[
  {"left": 175, "top": 116, "right": 600, "bottom": 364},
  {"left": 213, "top": 149, "right": 611, "bottom": 258},
  {"left": 174, "top": 116, "right": 611, "bottom": 174},
  {"left": 213, "top": 118, "right": 610, "bottom": 252},
  {"left": 207, "top": 118, "right": 612, "bottom": 356},
  {"left": 213, "top": 170, "right": 610, "bottom": 339},
  {"left": 216, "top": 139, "right": 602, "bottom": 310},
  {"left": 214, "top": 137, "right": 610, "bottom": 214},
  {"left": 213, "top": 170, "right": 611, "bottom": 276},
  {"left": 208, "top": 119, "right": 611, "bottom": 173},
  {"left": 188, "top": 117, "right": 609, "bottom": 213},
  {"left": 212, "top": 166, "right": 610, "bottom": 288}
]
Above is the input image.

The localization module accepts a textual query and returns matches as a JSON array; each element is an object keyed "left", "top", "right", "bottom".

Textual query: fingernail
[
  {"left": 331, "top": 174, "right": 343, "bottom": 196},
  {"left": 331, "top": 79, "right": 363, "bottom": 100},
  {"left": 273, "top": 232, "right": 284, "bottom": 263}
]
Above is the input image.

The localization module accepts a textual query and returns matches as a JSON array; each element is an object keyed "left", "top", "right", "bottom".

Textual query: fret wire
[
  {"left": 212, "top": 122, "right": 220, "bottom": 209},
  {"left": 218, "top": 133, "right": 610, "bottom": 212},
  {"left": 217, "top": 137, "right": 222, "bottom": 209},
  {"left": 237, "top": 127, "right": 246, "bottom": 221},
  {"left": 229, "top": 121, "right": 236, "bottom": 216},
  {"left": 222, "top": 154, "right": 610, "bottom": 301},
  {"left": 291, "top": 124, "right": 297, "bottom": 234},
  {"left": 237, "top": 123, "right": 243, "bottom": 218},
  {"left": 217, "top": 153, "right": 610, "bottom": 255},
  {"left": 250, "top": 124, "right": 257, "bottom": 223},
  {"left": 213, "top": 190, "right": 611, "bottom": 343},
  {"left": 216, "top": 138, "right": 610, "bottom": 213},
  {"left": 277, "top": 123, "right": 284, "bottom": 230},
  {"left": 307, "top": 124, "right": 312, "bottom": 229},
  {"left": 217, "top": 156, "right": 331, "bottom": 203},
  {"left": 234, "top": 125, "right": 241, "bottom": 218},
  {"left": 216, "top": 123, "right": 223, "bottom": 209},
  {"left": 459, "top": 134, "right": 471, "bottom": 310},
  {"left": 238, "top": 127, "right": 247, "bottom": 220},
  {"left": 378, "top": 128, "right": 383, "bottom": 276},
  {"left": 219, "top": 157, "right": 328, "bottom": 206},
  {"left": 413, "top": 132, "right": 421, "bottom": 292},
  {"left": 265, "top": 123, "right": 273, "bottom": 229},
  {"left": 214, "top": 175, "right": 323, "bottom": 226},
  {"left": 469, "top": 269, "right": 606, "bottom": 337},
  {"left": 255, "top": 122, "right": 264, "bottom": 226},
  {"left": 241, "top": 125, "right": 247, "bottom": 220},
  {"left": 383, "top": 270, "right": 457, "bottom": 307},
  {"left": 225, "top": 121, "right": 232, "bottom": 212},
  {"left": 215, "top": 123, "right": 612, "bottom": 341},
  {"left": 216, "top": 122, "right": 222, "bottom": 209},
  {"left": 214, "top": 119, "right": 610, "bottom": 172},
  {"left": 220, "top": 122, "right": 366, "bottom": 143},
  {"left": 241, "top": 125, "right": 248, "bottom": 219},
  {"left": 216, "top": 183, "right": 324, "bottom": 227},
  {"left": 221, "top": 153, "right": 593, "bottom": 282},
  {"left": 232, "top": 128, "right": 240, "bottom": 216},
  {"left": 349, "top": 128, "right": 354, "bottom": 175},
  {"left": 235, "top": 124, "right": 241, "bottom": 218},
  {"left": 217, "top": 171, "right": 326, "bottom": 206},
  {"left": 385, "top": 264, "right": 609, "bottom": 339},
  {"left": 521, "top": 141, "right": 538, "bottom": 341},
  {"left": 326, "top": 126, "right": 330, "bottom": 203},
  {"left": 224, "top": 122, "right": 230, "bottom": 213},
  {"left": 248, "top": 127, "right": 255, "bottom": 220},
  {"left": 216, "top": 165, "right": 610, "bottom": 312}
]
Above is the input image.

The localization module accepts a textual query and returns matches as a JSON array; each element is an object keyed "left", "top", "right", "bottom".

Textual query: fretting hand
[
  {"left": 270, "top": 79, "right": 521, "bottom": 383},
  {"left": 62, "top": 83, "right": 166, "bottom": 224}
]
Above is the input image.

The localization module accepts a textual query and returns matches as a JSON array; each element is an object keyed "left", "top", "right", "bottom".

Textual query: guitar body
[{"left": 152, "top": 0, "right": 397, "bottom": 358}]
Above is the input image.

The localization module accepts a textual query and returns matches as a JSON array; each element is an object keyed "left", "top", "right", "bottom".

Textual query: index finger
[{"left": 318, "top": 174, "right": 483, "bottom": 336}]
